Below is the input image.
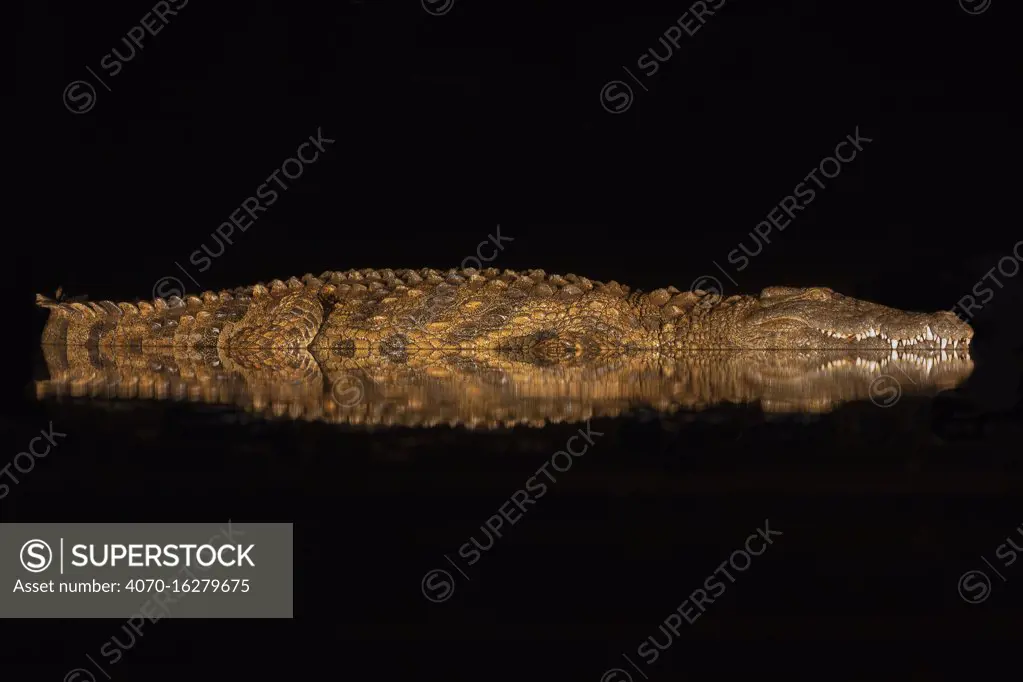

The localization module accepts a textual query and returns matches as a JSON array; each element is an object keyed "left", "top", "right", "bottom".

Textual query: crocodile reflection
[{"left": 35, "top": 344, "right": 974, "bottom": 428}]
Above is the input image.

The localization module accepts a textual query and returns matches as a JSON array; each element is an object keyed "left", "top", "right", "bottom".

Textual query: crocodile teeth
[{"left": 891, "top": 339, "right": 898, "bottom": 349}]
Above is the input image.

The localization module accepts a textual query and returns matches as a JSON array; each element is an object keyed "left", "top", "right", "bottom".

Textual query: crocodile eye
[
  {"left": 760, "top": 286, "right": 801, "bottom": 299},
  {"left": 804, "top": 288, "right": 834, "bottom": 301}
]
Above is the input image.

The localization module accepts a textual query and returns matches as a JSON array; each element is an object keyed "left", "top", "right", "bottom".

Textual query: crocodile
[
  {"left": 36, "top": 267, "right": 974, "bottom": 355},
  {"left": 35, "top": 344, "right": 975, "bottom": 426}
]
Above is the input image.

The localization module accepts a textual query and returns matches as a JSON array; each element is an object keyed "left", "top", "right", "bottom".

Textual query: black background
[{"left": 9, "top": 0, "right": 1023, "bottom": 678}]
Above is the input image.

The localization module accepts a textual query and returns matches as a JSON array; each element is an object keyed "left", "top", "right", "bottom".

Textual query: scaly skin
[
  {"left": 36, "top": 268, "right": 974, "bottom": 354},
  {"left": 35, "top": 344, "right": 975, "bottom": 426}
]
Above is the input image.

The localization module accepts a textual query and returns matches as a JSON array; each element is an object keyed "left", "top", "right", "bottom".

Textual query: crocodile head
[{"left": 706, "top": 286, "right": 974, "bottom": 350}]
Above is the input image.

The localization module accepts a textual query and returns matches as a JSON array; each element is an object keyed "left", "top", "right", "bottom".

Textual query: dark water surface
[
  {"left": 6, "top": 342, "right": 1023, "bottom": 677},
  {"left": 13, "top": 0, "right": 1018, "bottom": 673}
]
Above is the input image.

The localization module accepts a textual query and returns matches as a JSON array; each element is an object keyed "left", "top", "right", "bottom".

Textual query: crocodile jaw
[{"left": 721, "top": 287, "right": 974, "bottom": 350}]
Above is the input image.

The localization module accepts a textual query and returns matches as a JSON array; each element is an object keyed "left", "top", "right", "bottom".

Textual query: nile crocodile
[
  {"left": 35, "top": 344, "right": 974, "bottom": 426},
  {"left": 36, "top": 268, "right": 974, "bottom": 355}
]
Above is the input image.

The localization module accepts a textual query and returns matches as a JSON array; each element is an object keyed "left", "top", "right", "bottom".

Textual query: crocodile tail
[
  {"left": 37, "top": 291, "right": 124, "bottom": 346},
  {"left": 36, "top": 292, "right": 73, "bottom": 344},
  {"left": 35, "top": 292, "right": 62, "bottom": 308}
]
